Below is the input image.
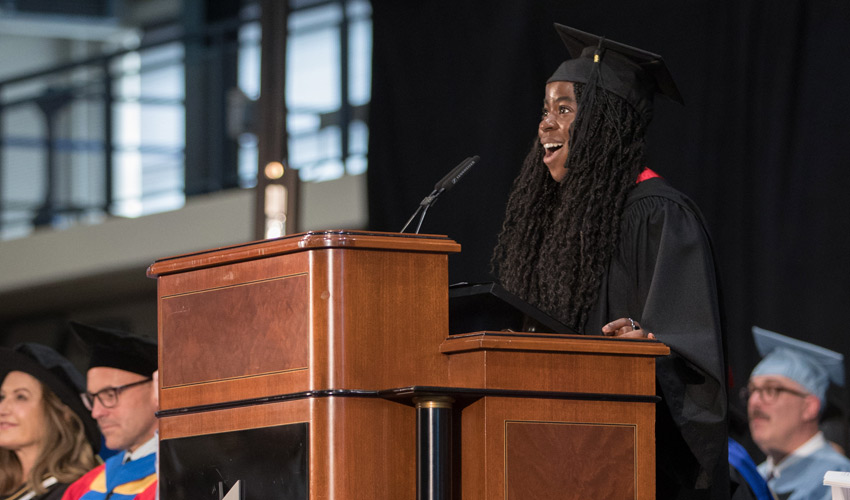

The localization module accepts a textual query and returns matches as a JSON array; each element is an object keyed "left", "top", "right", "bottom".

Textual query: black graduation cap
[
  {"left": 0, "top": 343, "right": 100, "bottom": 451},
  {"left": 69, "top": 321, "right": 158, "bottom": 377},
  {"left": 547, "top": 23, "right": 683, "bottom": 120}
]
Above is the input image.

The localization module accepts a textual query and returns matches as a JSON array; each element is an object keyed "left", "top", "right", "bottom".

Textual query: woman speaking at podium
[{"left": 492, "top": 24, "right": 728, "bottom": 500}]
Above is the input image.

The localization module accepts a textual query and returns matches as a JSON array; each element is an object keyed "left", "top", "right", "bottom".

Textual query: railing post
[
  {"left": 0, "top": 84, "right": 4, "bottom": 236},
  {"left": 339, "top": 0, "right": 351, "bottom": 169},
  {"left": 33, "top": 88, "right": 72, "bottom": 226},
  {"left": 102, "top": 59, "right": 114, "bottom": 215}
]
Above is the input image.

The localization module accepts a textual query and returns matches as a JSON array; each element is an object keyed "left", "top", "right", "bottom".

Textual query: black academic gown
[{"left": 584, "top": 177, "right": 729, "bottom": 500}]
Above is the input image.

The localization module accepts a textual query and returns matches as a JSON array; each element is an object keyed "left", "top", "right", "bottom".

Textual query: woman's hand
[{"left": 601, "top": 317, "right": 655, "bottom": 339}]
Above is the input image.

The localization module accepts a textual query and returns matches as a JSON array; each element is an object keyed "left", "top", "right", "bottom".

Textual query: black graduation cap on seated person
[
  {"left": 70, "top": 321, "right": 158, "bottom": 377},
  {"left": 0, "top": 343, "right": 101, "bottom": 451},
  {"left": 547, "top": 24, "right": 684, "bottom": 121}
]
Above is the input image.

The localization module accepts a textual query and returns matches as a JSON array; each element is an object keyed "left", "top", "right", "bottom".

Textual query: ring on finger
[{"left": 628, "top": 318, "right": 637, "bottom": 330}]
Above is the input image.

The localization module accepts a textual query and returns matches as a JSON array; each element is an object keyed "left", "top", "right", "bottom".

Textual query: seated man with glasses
[
  {"left": 61, "top": 322, "right": 159, "bottom": 500},
  {"left": 745, "top": 326, "right": 850, "bottom": 500}
]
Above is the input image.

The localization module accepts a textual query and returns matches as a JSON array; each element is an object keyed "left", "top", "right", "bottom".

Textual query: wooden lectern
[{"left": 147, "top": 231, "right": 669, "bottom": 500}]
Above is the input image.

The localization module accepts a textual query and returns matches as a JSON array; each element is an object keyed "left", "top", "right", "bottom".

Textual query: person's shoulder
[
  {"left": 778, "top": 450, "right": 850, "bottom": 500},
  {"left": 623, "top": 177, "right": 709, "bottom": 232},
  {"left": 133, "top": 480, "right": 158, "bottom": 500},
  {"left": 60, "top": 464, "right": 106, "bottom": 500},
  {"left": 785, "top": 444, "right": 850, "bottom": 484},
  {"left": 811, "top": 443, "right": 850, "bottom": 470},
  {"left": 626, "top": 177, "right": 696, "bottom": 210},
  {"left": 38, "top": 482, "right": 71, "bottom": 500}
]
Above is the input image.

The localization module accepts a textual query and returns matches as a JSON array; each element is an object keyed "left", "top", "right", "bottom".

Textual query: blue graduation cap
[{"left": 751, "top": 326, "right": 845, "bottom": 406}]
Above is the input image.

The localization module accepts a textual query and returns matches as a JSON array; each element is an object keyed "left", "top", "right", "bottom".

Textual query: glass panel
[
  {"left": 234, "top": 1, "right": 373, "bottom": 190},
  {"left": 110, "top": 45, "right": 186, "bottom": 218},
  {"left": 348, "top": 10, "right": 372, "bottom": 106},
  {"left": 3, "top": 147, "right": 44, "bottom": 208},
  {"left": 111, "top": 52, "right": 143, "bottom": 217},
  {"left": 0, "top": 0, "right": 373, "bottom": 240},
  {"left": 302, "top": 157, "right": 345, "bottom": 182},
  {"left": 347, "top": 120, "right": 368, "bottom": 175},
  {"left": 140, "top": 153, "right": 185, "bottom": 213},
  {"left": 1, "top": 105, "right": 46, "bottom": 237},
  {"left": 290, "top": 4, "right": 341, "bottom": 30},
  {"left": 139, "top": 43, "right": 185, "bottom": 100},
  {"left": 237, "top": 20, "right": 261, "bottom": 187},
  {"left": 289, "top": 125, "right": 340, "bottom": 173},
  {"left": 3, "top": 104, "right": 42, "bottom": 137},
  {"left": 139, "top": 106, "right": 184, "bottom": 146},
  {"left": 346, "top": 154, "right": 367, "bottom": 176},
  {"left": 283, "top": 1, "right": 372, "bottom": 184},
  {"left": 287, "top": 25, "right": 340, "bottom": 111},
  {"left": 238, "top": 133, "right": 258, "bottom": 188},
  {"left": 238, "top": 21, "right": 262, "bottom": 100}
]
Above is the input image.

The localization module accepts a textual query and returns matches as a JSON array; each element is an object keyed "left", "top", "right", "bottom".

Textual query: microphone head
[{"left": 436, "top": 155, "right": 480, "bottom": 192}]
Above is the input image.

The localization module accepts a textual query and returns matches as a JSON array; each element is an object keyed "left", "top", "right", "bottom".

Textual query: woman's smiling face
[
  {"left": 0, "top": 370, "right": 47, "bottom": 455},
  {"left": 538, "top": 81, "right": 578, "bottom": 182}
]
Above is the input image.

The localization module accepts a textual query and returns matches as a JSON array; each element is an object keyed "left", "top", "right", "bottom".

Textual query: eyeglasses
[
  {"left": 83, "top": 378, "right": 152, "bottom": 411},
  {"left": 739, "top": 383, "right": 809, "bottom": 404}
]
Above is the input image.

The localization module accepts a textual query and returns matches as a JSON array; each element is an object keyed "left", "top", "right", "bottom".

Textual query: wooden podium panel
[
  {"left": 149, "top": 231, "right": 670, "bottom": 500},
  {"left": 441, "top": 332, "right": 667, "bottom": 500},
  {"left": 441, "top": 332, "right": 663, "bottom": 395},
  {"left": 159, "top": 396, "right": 417, "bottom": 499},
  {"left": 148, "top": 231, "right": 461, "bottom": 411},
  {"left": 505, "top": 420, "right": 637, "bottom": 497},
  {"left": 457, "top": 397, "right": 654, "bottom": 500}
]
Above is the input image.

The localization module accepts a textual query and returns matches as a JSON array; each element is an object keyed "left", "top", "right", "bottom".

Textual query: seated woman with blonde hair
[{"left": 0, "top": 343, "right": 100, "bottom": 500}]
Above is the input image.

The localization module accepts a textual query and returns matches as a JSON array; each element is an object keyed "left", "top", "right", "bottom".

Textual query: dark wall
[{"left": 367, "top": 0, "right": 850, "bottom": 434}]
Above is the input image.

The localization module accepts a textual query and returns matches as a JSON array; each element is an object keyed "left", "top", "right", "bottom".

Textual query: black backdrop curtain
[{"left": 367, "top": 0, "right": 850, "bottom": 453}]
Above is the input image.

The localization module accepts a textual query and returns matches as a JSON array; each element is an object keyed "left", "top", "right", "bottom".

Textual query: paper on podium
[
  {"left": 824, "top": 471, "right": 850, "bottom": 500},
  {"left": 221, "top": 480, "right": 241, "bottom": 500}
]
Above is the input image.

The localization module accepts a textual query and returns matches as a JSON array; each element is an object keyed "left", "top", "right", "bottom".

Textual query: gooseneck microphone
[{"left": 400, "top": 155, "right": 480, "bottom": 234}]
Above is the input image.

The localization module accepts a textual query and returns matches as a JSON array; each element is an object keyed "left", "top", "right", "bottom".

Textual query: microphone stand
[
  {"left": 400, "top": 155, "right": 479, "bottom": 234},
  {"left": 401, "top": 189, "right": 444, "bottom": 234}
]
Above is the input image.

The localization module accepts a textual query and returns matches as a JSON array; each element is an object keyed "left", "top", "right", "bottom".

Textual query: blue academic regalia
[
  {"left": 64, "top": 452, "right": 156, "bottom": 500},
  {"left": 759, "top": 440, "right": 850, "bottom": 500},
  {"left": 729, "top": 438, "right": 772, "bottom": 500}
]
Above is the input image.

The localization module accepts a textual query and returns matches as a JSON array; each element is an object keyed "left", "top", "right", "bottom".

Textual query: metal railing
[
  {"left": 0, "top": 0, "right": 372, "bottom": 241},
  {"left": 0, "top": 15, "right": 248, "bottom": 240}
]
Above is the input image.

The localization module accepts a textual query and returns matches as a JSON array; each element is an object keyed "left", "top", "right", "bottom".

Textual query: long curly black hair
[{"left": 492, "top": 82, "right": 651, "bottom": 330}]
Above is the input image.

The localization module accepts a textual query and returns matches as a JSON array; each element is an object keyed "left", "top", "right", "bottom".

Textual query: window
[{"left": 0, "top": 0, "right": 372, "bottom": 240}]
